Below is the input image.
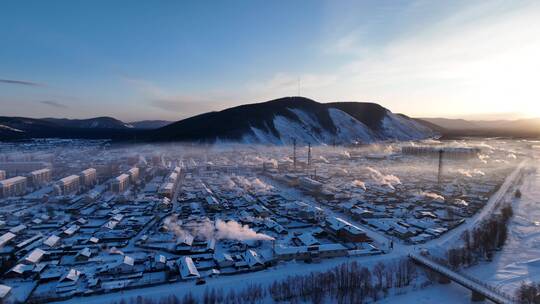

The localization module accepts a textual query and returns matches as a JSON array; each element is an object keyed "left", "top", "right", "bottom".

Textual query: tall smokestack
[
  {"left": 307, "top": 143, "right": 311, "bottom": 168},
  {"left": 438, "top": 149, "right": 444, "bottom": 184}
]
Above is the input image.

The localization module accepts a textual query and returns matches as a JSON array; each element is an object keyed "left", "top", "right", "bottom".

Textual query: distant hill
[
  {"left": 0, "top": 97, "right": 437, "bottom": 144},
  {"left": 421, "top": 117, "right": 540, "bottom": 138},
  {"left": 0, "top": 116, "right": 139, "bottom": 140},
  {"left": 419, "top": 118, "right": 481, "bottom": 130},
  {"left": 130, "top": 120, "right": 172, "bottom": 129},
  {"left": 43, "top": 117, "right": 133, "bottom": 129},
  {"left": 150, "top": 97, "right": 436, "bottom": 144}
]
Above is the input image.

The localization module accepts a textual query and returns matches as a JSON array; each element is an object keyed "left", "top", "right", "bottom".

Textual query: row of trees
[
  {"left": 111, "top": 259, "right": 420, "bottom": 304},
  {"left": 110, "top": 284, "right": 266, "bottom": 304},
  {"left": 447, "top": 204, "right": 513, "bottom": 269},
  {"left": 268, "top": 259, "right": 417, "bottom": 304},
  {"left": 516, "top": 281, "right": 540, "bottom": 304}
]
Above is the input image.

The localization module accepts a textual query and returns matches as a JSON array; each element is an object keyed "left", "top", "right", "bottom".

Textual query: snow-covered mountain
[
  {"left": 153, "top": 97, "right": 437, "bottom": 144},
  {"left": 43, "top": 117, "right": 134, "bottom": 129},
  {"left": 241, "top": 103, "right": 435, "bottom": 144},
  {"left": 0, "top": 97, "right": 437, "bottom": 143},
  {"left": 0, "top": 116, "right": 138, "bottom": 140}
]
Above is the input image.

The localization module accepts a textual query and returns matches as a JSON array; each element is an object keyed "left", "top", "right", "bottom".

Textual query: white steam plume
[
  {"left": 456, "top": 168, "right": 485, "bottom": 178},
  {"left": 319, "top": 156, "right": 330, "bottom": 163},
  {"left": 351, "top": 180, "right": 366, "bottom": 191},
  {"left": 215, "top": 220, "right": 274, "bottom": 241},
  {"left": 416, "top": 191, "right": 445, "bottom": 202},
  {"left": 478, "top": 153, "right": 490, "bottom": 164},
  {"left": 163, "top": 216, "right": 274, "bottom": 241},
  {"left": 366, "top": 167, "right": 401, "bottom": 190}
]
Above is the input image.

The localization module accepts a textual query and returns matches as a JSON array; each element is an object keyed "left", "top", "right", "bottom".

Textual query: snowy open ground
[
  {"left": 464, "top": 161, "right": 540, "bottom": 294},
  {"left": 377, "top": 284, "right": 471, "bottom": 304}
]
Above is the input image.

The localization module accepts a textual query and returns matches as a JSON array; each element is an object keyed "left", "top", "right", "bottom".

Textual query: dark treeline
[
  {"left": 268, "top": 259, "right": 417, "bottom": 303},
  {"left": 447, "top": 204, "right": 513, "bottom": 269},
  {"left": 110, "top": 259, "right": 420, "bottom": 304},
  {"left": 516, "top": 282, "right": 540, "bottom": 304}
]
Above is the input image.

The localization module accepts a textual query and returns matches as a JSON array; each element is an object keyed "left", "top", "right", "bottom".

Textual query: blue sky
[{"left": 1, "top": 0, "right": 539, "bottom": 121}]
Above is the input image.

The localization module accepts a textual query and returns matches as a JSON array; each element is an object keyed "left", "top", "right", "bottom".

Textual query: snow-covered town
[{"left": 0, "top": 138, "right": 534, "bottom": 303}]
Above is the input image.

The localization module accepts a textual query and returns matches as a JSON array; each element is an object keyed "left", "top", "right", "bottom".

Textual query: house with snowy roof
[{"left": 178, "top": 256, "right": 200, "bottom": 280}]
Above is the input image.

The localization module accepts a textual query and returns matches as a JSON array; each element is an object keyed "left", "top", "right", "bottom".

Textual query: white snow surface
[
  {"left": 242, "top": 107, "right": 434, "bottom": 145},
  {"left": 0, "top": 124, "right": 24, "bottom": 132},
  {"left": 464, "top": 164, "right": 540, "bottom": 294},
  {"left": 379, "top": 112, "right": 435, "bottom": 140}
]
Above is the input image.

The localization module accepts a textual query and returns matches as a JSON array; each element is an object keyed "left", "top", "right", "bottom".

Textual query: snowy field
[
  {"left": 464, "top": 161, "right": 540, "bottom": 294},
  {"left": 377, "top": 284, "right": 471, "bottom": 304}
]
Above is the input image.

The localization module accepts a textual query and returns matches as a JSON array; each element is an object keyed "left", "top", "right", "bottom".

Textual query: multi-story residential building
[
  {"left": 80, "top": 168, "right": 97, "bottom": 188},
  {"left": 29, "top": 168, "right": 52, "bottom": 188},
  {"left": 55, "top": 175, "right": 80, "bottom": 195},
  {"left": 0, "top": 176, "right": 27, "bottom": 198},
  {"left": 111, "top": 174, "right": 129, "bottom": 193},
  {"left": 127, "top": 167, "right": 139, "bottom": 184}
]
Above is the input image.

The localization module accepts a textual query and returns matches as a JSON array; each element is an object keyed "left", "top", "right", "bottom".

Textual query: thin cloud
[
  {"left": 150, "top": 98, "right": 219, "bottom": 118},
  {"left": 122, "top": 76, "right": 230, "bottom": 118},
  {"left": 38, "top": 100, "right": 69, "bottom": 109},
  {"left": 0, "top": 78, "right": 43, "bottom": 86}
]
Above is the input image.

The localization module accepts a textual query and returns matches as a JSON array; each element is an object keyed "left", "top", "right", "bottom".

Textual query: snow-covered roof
[
  {"left": 63, "top": 268, "right": 82, "bottom": 282},
  {"left": 178, "top": 256, "right": 200, "bottom": 279},
  {"left": 155, "top": 254, "right": 167, "bottom": 264},
  {"left": 0, "top": 232, "right": 16, "bottom": 247},
  {"left": 59, "top": 175, "right": 79, "bottom": 185},
  {"left": 176, "top": 234, "right": 194, "bottom": 246},
  {"left": 9, "top": 224, "right": 26, "bottom": 234},
  {"left": 0, "top": 284, "right": 11, "bottom": 299},
  {"left": 78, "top": 247, "right": 92, "bottom": 258},
  {"left": 298, "top": 233, "right": 319, "bottom": 246},
  {"left": 214, "top": 252, "right": 233, "bottom": 263},
  {"left": 115, "top": 173, "right": 129, "bottom": 182},
  {"left": 123, "top": 255, "right": 135, "bottom": 266},
  {"left": 64, "top": 224, "right": 80, "bottom": 236},
  {"left": 26, "top": 248, "right": 46, "bottom": 264},
  {"left": 104, "top": 220, "right": 119, "bottom": 230},
  {"left": 9, "top": 263, "right": 33, "bottom": 275},
  {"left": 243, "top": 249, "right": 264, "bottom": 268},
  {"left": 0, "top": 176, "right": 26, "bottom": 186},
  {"left": 44, "top": 234, "right": 61, "bottom": 247},
  {"left": 112, "top": 214, "right": 124, "bottom": 222}
]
